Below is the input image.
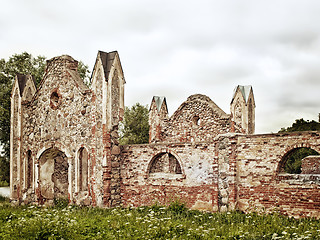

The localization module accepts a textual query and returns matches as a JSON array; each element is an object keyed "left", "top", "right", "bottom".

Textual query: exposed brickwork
[
  {"left": 121, "top": 143, "right": 218, "bottom": 211},
  {"left": 10, "top": 51, "right": 320, "bottom": 219},
  {"left": 302, "top": 155, "right": 320, "bottom": 174},
  {"left": 235, "top": 132, "right": 320, "bottom": 218}
]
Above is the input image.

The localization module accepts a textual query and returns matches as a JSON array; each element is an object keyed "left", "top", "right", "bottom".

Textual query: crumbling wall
[
  {"left": 160, "top": 94, "right": 232, "bottom": 143},
  {"left": 20, "top": 55, "right": 94, "bottom": 205},
  {"left": 235, "top": 132, "right": 320, "bottom": 218},
  {"left": 38, "top": 148, "right": 68, "bottom": 203},
  {"left": 301, "top": 155, "right": 320, "bottom": 174},
  {"left": 121, "top": 142, "right": 218, "bottom": 211}
]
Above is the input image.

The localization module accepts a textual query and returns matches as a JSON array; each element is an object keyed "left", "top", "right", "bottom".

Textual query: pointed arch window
[
  {"left": 26, "top": 150, "right": 33, "bottom": 189},
  {"left": 77, "top": 147, "right": 88, "bottom": 191}
]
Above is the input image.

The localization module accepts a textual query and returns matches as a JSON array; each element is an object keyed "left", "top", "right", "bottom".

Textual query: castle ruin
[{"left": 10, "top": 51, "right": 320, "bottom": 218}]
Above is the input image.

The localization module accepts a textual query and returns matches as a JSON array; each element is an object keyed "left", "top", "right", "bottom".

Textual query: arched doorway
[
  {"left": 39, "top": 148, "right": 68, "bottom": 201},
  {"left": 279, "top": 147, "right": 319, "bottom": 174}
]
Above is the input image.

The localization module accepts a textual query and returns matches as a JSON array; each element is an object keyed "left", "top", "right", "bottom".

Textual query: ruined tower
[
  {"left": 230, "top": 85, "right": 255, "bottom": 134},
  {"left": 149, "top": 96, "right": 168, "bottom": 143}
]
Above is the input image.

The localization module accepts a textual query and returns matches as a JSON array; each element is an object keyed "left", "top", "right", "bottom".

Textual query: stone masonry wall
[
  {"left": 235, "top": 132, "right": 320, "bottom": 218},
  {"left": 159, "top": 95, "right": 233, "bottom": 143},
  {"left": 10, "top": 52, "right": 320, "bottom": 219},
  {"left": 21, "top": 56, "right": 95, "bottom": 205},
  {"left": 121, "top": 142, "right": 219, "bottom": 211}
]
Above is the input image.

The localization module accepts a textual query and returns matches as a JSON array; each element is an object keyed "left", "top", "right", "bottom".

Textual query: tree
[
  {"left": 0, "top": 156, "right": 9, "bottom": 185},
  {"left": 0, "top": 52, "right": 90, "bottom": 183},
  {"left": 279, "top": 118, "right": 320, "bottom": 174},
  {"left": 0, "top": 52, "right": 46, "bottom": 160},
  {"left": 279, "top": 118, "right": 320, "bottom": 133},
  {"left": 119, "top": 103, "right": 149, "bottom": 145}
]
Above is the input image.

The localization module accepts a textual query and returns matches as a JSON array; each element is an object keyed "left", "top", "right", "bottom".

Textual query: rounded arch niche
[
  {"left": 278, "top": 146, "right": 320, "bottom": 174},
  {"left": 147, "top": 152, "right": 183, "bottom": 178},
  {"left": 39, "top": 147, "right": 69, "bottom": 201}
]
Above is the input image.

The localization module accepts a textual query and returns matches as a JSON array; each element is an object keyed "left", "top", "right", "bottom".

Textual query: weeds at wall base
[{"left": 0, "top": 200, "right": 319, "bottom": 239}]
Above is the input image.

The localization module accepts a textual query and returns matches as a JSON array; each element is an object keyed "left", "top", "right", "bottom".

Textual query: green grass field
[{"left": 0, "top": 199, "right": 319, "bottom": 239}]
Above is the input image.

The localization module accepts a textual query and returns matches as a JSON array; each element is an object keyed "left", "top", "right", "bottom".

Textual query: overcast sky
[{"left": 1, "top": 0, "right": 320, "bottom": 133}]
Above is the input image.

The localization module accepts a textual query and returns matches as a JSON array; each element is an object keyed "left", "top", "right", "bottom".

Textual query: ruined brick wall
[
  {"left": 10, "top": 51, "right": 125, "bottom": 207},
  {"left": 121, "top": 142, "right": 219, "bottom": 211},
  {"left": 156, "top": 94, "right": 233, "bottom": 143},
  {"left": 10, "top": 51, "right": 320, "bottom": 219},
  {"left": 301, "top": 155, "right": 320, "bottom": 174},
  {"left": 235, "top": 132, "right": 320, "bottom": 218}
]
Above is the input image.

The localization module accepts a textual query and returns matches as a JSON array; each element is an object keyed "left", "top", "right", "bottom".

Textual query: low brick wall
[
  {"left": 120, "top": 132, "right": 320, "bottom": 218},
  {"left": 120, "top": 143, "right": 219, "bottom": 211}
]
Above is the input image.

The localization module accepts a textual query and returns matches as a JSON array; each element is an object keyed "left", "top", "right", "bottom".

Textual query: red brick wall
[
  {"left": 121, "top": 143, "right": 219, "bottom": 211},
  {"left": 302, "top": 155, "right": 320, "bottom": 174},
  {"left": 235, "top": 132, "right": 320, "bottom": 218},
  {"left": 120, "top": 131, "right": 320, "bottom": 218}
]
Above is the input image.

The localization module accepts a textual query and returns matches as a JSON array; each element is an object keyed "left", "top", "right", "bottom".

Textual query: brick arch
[
  {"left": 146, "top": 150, "right": 185, "bottom": 176},
  {"left": 276, "top": 142, "right": 320, "bottom": 174}
]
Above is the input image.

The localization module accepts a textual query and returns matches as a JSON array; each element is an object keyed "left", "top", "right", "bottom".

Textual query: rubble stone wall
[
  {"left": 160, "top": 95, "right": 233, "bottom": 143},
  {"left": 21, "top": 56, "right": 95, "bottom": 205}
]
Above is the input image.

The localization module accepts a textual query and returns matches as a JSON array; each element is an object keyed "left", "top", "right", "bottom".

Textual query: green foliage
[
  {"left": 279, "top": 118, "right": 320, "bottom": 133},
  {"left": 283, "top": 148, "right": 319, "bottom": 174},
  {"left": 168, "top": 200, "right": 187, "bottom": 214},
  {"left": 77, "top": 60, "right": 91, "bottom": 86},
  {"left": 53, "top": 198, "right": 69, "bottom": 209},
  {"left": 0, "top": 204, "right": 319, "bottom": 239},
  {"left": 119, "top": 103, "right": 149, "bottom": 145}
]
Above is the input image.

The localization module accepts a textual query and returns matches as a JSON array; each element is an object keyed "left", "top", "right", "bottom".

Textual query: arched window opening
[
  {"left": 78, "top": 147, "right": 88, "bottom": 191},
  {"left": 192, "top": 116, "right": 200, "bottom": 126},
  {"left": 111, "top": 70, "right": 120, "bottom": 125},
  {"left": 26, "top": 150, "right": 33, "bottom": 189},
  {"left": 234, "top": 99, "right": 242, "bottom": 125},
  {"left": 39, "top": 148, "right": 68, "bottom": 201},
  {"left": 280, "top": 147, "right": 319, "bottom": 174},
  {"left": 149, "top": 152, "right": 182, "bottom": 175}
]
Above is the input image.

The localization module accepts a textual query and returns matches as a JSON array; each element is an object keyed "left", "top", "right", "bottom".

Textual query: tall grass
[{"left": 0, "top": 201, "right": 319, "bottom": 239}]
